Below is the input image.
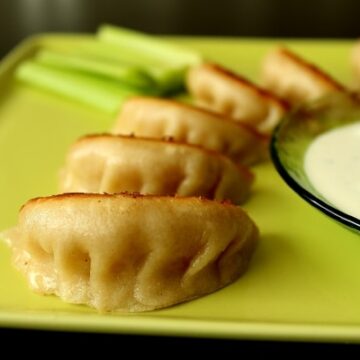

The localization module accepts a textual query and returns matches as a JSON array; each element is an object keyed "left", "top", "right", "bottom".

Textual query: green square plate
[{"left": 0, "top": 35, "right": 359, "bottom": 342}]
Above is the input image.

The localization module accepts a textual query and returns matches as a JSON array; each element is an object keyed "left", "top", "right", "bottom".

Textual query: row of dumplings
[
  {"left": 59, "top": 59, "right": 291, "bottom": 203},
  {"left": 6, "top": 45, "right": 352, "bottom": 312},
  {"left": 61, "top": 44, "right": 355, "bottom": 204},
  {"left": 61, "top": 97, "right": 266, "bottom": 205}
]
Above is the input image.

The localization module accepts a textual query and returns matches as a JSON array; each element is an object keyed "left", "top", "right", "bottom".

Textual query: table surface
[{"left": 1, "top": 327, "right": 359, "bottom": 354}]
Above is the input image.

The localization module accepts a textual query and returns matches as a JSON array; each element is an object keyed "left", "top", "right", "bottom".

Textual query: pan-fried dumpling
[
  {"left": 351, "top": 41, "right": 360, "bottom": 86},
  {"left": 60, "top": 134, "right": 253, "bottom": 204},
  {"left": 112, "top": 97, "right": 268, "bottom": 165},
  {"left": 186, "top": 63, "right": 288, "bottom": 134},
  {"left": 262, "top": 47, "right": 345, "bottom": 105},
  {"left": 5, "top": 193, "right": 259, "bottom": 312}
]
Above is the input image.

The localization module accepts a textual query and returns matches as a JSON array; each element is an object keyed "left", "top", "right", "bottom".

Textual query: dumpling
[
  {"left": 60, "top": 134, "right": 254, "bottom": 204},
  {"left": 112, "top": 97, "right": 268, "bottom": 165},
  {"left": 262, "top": 47, "right": 345, "bottom": 105},
  {"left": 351, "top": 41, "right": 360, "bottom": 86},
  {"left": 5, "top": 193, "right": 259, "bottom": 312},
  {"left": 186, "top": 63, "right": 288, "bottom": 134}
]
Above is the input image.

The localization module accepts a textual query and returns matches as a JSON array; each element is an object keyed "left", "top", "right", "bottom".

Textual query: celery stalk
[
  {"left": 97, "top": 24, "right": 202, "bottom": 67},
  {"left": 75, "top": 41, "right": 185, "bottom": 94},
  {"left": 95, "top": 25, "right": 202, "bottom": 93},
  {"left": 15, "top": 61, "right": 139, "bottom": 113},
  {"left": 75, "top": 39, "right": 164, "bottom": 68},
  {"left": 74, "top": 39, "right": 187, "bottom": 94},
  {"left": 36, "top": 50, "right": 155, "bottom": 90}
]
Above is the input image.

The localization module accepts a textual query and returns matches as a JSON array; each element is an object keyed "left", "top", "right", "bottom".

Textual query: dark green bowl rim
[{"left": 270, "top": 125, "right": 360, "bottom": 233}]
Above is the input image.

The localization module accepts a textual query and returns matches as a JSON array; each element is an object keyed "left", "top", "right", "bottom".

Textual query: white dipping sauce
[{"left": 304, "top": 121, "right": 360, "bottom": 220}]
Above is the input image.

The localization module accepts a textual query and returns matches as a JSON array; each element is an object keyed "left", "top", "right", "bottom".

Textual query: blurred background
[{"left": 0, "top": 0, "right": 359, "bottom": 58}]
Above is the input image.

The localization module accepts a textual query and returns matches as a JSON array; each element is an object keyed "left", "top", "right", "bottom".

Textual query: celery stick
[
  {"left": 97, "top": 24, "right": 202, "bottom": 67},
  {"left": 75, "top": 39, "right": 164, "bottom": 68},
  {"left": 36, "top": 50, "right": 155, "bottom": 90},
  {"left": 95, "top": 24, "right": 201, "bottom": 93},
  {"left": 75, "top": 39, "right": 189, "bottom": 94},
  {"left": 74, "top": 40, "right": 166, "bottom": 82},
  {"left": 15, "top": 61, "right": 139, "bottom": 113}
]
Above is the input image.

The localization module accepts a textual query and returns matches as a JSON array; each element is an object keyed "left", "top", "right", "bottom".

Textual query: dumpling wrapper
[
  {"left": 112, "top": 97, "right": 268, "bottom": 166},
  {"left": 186, "top": 63, "right": 288, "bottom": 134},
  {"left": 262, "top": 47, "right": 345, "bottom": 105},
  {"left": 60, "top": 134, "right": 253, "bottom": 204},
  {"left": 351, "top": 41, "right": 360, "bottom": 87},
  {"left": 4, "top": 193, "right": 259, "bottom": 312}
]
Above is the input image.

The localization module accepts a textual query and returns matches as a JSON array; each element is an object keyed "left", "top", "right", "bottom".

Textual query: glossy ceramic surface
[{"left": 1, "top": 36, "right": 360, "bottom": 342}]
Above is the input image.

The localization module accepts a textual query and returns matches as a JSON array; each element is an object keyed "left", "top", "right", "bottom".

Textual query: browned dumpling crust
[
  {"left": 6, "top": 193, "right": 259, "bottom": 312},
  {"left": 112, "top": 97, "right": 268, "bottom": 165},
  {"left": 186, "top": 63, "right": 288, "bottom": 134},
  {"left": 60, "top": 134, "right": 253, "bottom": 204},
  {"left": 351, "top": 41, "right": 360, "bottom": 87},
  {"left": 262, "top": 47, "right": 345, "bottom": 105}
]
